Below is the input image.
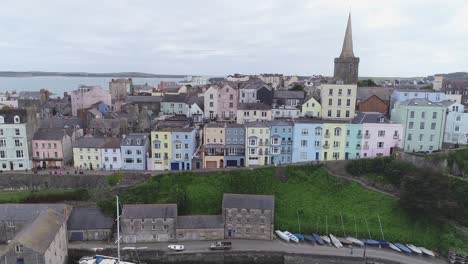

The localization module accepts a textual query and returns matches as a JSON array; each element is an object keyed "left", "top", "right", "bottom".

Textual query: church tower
[{"left": 333, "top": 14, "right": 359, "bottom": 84}]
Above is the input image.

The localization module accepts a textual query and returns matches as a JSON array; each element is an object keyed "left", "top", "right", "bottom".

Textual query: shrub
[
  {"left": 24, "top": 189, "right": 90, "bottom": 203},
  {"left": 107, "top": 172, "right": 124, "bottom": 187}
]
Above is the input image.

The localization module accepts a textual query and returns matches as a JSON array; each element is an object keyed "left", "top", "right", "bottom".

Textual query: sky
[{"left": 1, "top": 0, "right": 467, "bottom": 77}]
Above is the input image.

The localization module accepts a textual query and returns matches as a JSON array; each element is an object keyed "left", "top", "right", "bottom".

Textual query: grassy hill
[{"left": 98, "top": 164, "right": 467, "bottom": 254}]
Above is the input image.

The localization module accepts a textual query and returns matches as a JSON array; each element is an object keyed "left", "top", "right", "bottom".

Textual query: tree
[
  {"left": 400, "top": 169, "right": 457, "bottom": 217},
  {"left": 357, "top": 79, "right": 379, "bottom": 87},
  {"left": 290, "top": 84, "right": 304, "bottom": 91}
]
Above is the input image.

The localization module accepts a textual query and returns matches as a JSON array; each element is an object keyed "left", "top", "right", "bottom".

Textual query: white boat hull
[
  {"left": 321, "top": 235, "right": 331, "bottom": 244},
  {"left": 419, "top": 247, "right": 435, "bottom": 257},
  {"left": 275, "top": 230, "right": 290, "bottom": 242},
  {"left": 388, "top": 243, "right": 402, "bottom": 253},
  {"left": 284, "top": 231, "right": 299, "bottom": 243},
  {"left": 329, "top": 234, "right": 343, "bottom": 248},
  {"left": 406, "top": 244, "right": 422, "bottom": 254},
  {"left": 346, "top": 237, "right": 364, "bottom": 247}
]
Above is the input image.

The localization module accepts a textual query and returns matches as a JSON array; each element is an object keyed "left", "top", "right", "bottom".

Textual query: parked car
[
  {"left": 168, "top": 245, "right": 184, "bottom": 251},
  {"left": 210, "top": 241, "right": 232, "bottom": 250}
]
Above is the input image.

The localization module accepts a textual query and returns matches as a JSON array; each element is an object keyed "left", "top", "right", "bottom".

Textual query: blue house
[
  {"left": 291, "top": 119, "right": 323, "bottom": 163},
  {"left": 268, "top": 120, "right": 293, "bottom": 165},
  {"left": 121, "top": 133, "right": 150, "bottom": 170},
  {"left": 390, "top": 89, "right": 445, "bottom": 111},
  {"left": 169, "top": 127, "right": 197, "bottom": 171},
  {"left": 344, "top": 123, "right": 362, "bottom": 160}
]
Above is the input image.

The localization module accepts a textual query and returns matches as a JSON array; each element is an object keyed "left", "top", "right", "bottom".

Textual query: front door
[
  {"left": 228, "top": 228, "right": 232, "bottom": 237},
  {"left": 10, "top": 162, "right": 13, "bottom": 171}
]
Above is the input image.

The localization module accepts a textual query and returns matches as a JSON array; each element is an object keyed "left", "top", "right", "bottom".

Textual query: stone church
[{"left": 333, "top": 14, "right": 360, "bottom": 85}]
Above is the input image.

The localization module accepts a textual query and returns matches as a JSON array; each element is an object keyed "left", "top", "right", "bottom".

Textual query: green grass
[
  {"left": 0, "top": 189, "right": 89, "bottom": 203},
  {"left": 99, "top": 164, "right": 467, "bottom": 254}
]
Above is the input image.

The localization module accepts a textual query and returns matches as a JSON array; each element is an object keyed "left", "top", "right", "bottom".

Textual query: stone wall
[{"left": 397, "top": 150, "right": 466, "bottom": 177}]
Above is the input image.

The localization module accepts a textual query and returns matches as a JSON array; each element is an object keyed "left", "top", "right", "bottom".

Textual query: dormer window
[
  {"left": 136, "top": 140, "right": 141, "bottom": 145},
  {"left": 379, "top": 116, "right": 385, "bottom": 123},
  {"left": 15, "top": 244, "right": 23, "bottom": 253},
  {"left": 14, "top": 115, "right": 20, "bottom": 124}
]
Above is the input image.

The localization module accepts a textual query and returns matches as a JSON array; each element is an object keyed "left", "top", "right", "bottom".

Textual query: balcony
[
  {"left": 393, "top": 135, "right": 400, "bottom": 139},
  {"left": 324, "top": 133, "right": 330, "bottom": 138},
  {"left": 356, "top": 146, "right": 361, "bottom": 150},
  {"left": 323, "top": 144, "right": 330, "bottom": 149},
  {"left": 364, "top": 134, "right": 370, "bottom": 139},
  {"left": 363, "top": 145, "right": 369, "bottom": 150},
  {"left": 357, "top": 134, "right": 362, "bottom": 139}
]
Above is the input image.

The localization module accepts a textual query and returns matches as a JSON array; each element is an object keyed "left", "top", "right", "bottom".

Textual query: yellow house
[
  {"left": 322, "top": 122, "right": 347, "bottom": 161},
  {"left": 203, "top": 123, "right": 226, "bottom": 169},
  {"left": 151, "top": 130, "right": 172, "bottom": 170},
  {"left": 73, "top": 137, "right": 104, "bottom": 170},
  {"left": 320, "top": 84, "right": 357, "bottom": 120},
  {"left": 301, "top": 96, "right": 321, "bottom": 118}
]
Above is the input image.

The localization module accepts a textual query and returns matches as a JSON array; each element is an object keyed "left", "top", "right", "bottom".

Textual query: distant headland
[{"left": 0, "top": 71, "right": 186, "bottom": 78}]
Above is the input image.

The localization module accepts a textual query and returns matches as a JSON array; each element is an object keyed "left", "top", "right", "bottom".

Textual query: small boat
[
  {"left": 329, "top": 234, "right": 343, "bottom": 248},
  {"left": 275, "top": 230, "right": 290, "bottom": 242},
  {"left": 303, "top": 234, "right": 316, "bottom": 243},
  {"left": 294, "top": 233, "right": 305, "bottom": 242},
  {"left": 79, "top": 255, "right": 136, "bottom": 264},
  {"left": 377, "top": 240, "right": 390, "bottom": 247},
  {"left": 168, "top": 245, "right": 185, "bottom": 251},
  {"left": 388, "top": 243, "right": 402, "bottom": 253},
  {"left": 419, "top": 247, "right": 435, "bottom": 257},
  {"left": 395, "top": 243, "right": 412, "bottom": 254},
  {"left": 337, "top": 237, "right": 353, "bottom": 246},
  {"left": 321, "top": 235, "right": 331, "bottom": 244},
  {"left": 406, "top": 244, "right": 422, "bottom": 254},
  {"left": 284, "top": 231, "right": 299, "bottom": 243},
  {"left": 364, "top": 239, "right": 381, "bottom": 247},
  {"left": 312, "top": 233, "right": 325, "bottom": 245},
  {"left": 346, "top": 237, "right": 364, "bottom": 247}
]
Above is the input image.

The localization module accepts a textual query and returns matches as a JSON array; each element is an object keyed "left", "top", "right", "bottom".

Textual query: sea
[{"left": 0, "top": 76, "right": 186, "bottom": 96}]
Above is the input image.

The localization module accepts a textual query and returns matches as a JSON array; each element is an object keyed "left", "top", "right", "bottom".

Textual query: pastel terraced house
[
  {"left": 203, "top": 123, "right": 226, "bottom": 169},
  {"left": 204, "top": 84, "right": 238, "bottom": 120},
  {"left": 0, "top": 110, "right": 32, "bottom": 171},
  {"left": 268, "top": 120, "right": 293, "bottom": 165},
  {"left": 352, "top": 113, "right": 403, "bottom": 158},
  {"left": 236, "top": 103, "right": 272, "bottom": 124},
  {"left": 441, "top": 100, "right": 468, "bottom": 145},
  {"left": 73, "top": 137, "right": 104, "bottom": 170},
  {"left": 301, "top": 95, "right": 321, "bottom": 118},
  {"left": 101, "top": 138, "right": 122, "bottom": 170},
  {"left": 391, "top": 98, "right": 446, "bottom": 152},
  {"left": 291, "top": 119, "right": 323, "bottom": 163},
  {"left": 71, "top": 85, "right": 111, "bottom": 116},
  {"left": 121, "top": 133, "right": 150, "bottom": 170},
  {"left": 245, "top": 122, "right": 270, "bottom": 166},
  {"left": 169, "top": 127, "right": 197, "bottom": 171},
  {"left": 225, "top": 123, "right": 245, "bottom": 167},
  {"left": 320, "top": 84, "right": 357, "bottom": 120},
  {"left": 32, "top": 128, "right": 73, "bottom": 168},
  {"left": 344, "top": 123, "right": 362, "bottom": 160},
  {"left": 322, "top": 122, "right": 347, "bottom": 160},
  {"left": 151, "top": 130, "right": 172, "bottom": 171}
]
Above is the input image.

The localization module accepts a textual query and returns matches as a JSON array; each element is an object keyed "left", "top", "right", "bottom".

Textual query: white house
[
  {"left": 101, "top": 138, "right": 122, "bottom": 170},
  {"left": 442, "top": 100, "right": 468, "bottom": 145}
]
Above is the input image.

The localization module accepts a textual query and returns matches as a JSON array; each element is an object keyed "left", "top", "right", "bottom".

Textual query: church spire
[{"left": 339, "top": 13, "right": 355, "bottom": 58}]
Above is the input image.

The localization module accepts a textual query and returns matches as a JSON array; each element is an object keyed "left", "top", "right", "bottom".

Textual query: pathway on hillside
[{"left": 323, "top": 161, "right": 398, "bottom": 198}]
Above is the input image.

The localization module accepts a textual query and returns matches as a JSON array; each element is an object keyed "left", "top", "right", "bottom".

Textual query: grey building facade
[
  {"left": 121, "top": 133, "right": 150, "bottom": 170},
  {"left": 176, "top": 215, "right": 224, "bottom": 241},
  {"left": 222, "top": 194, "right": 275, "bottom": 240},
  {"left": 121, "top": 204, "right": 177, "bottom": 243},
  {"left": 67, "top": 207, "right": 114, "bottom": 241},
  {"left": 224, "top": 123, "right": 245, "bottom": 167}
]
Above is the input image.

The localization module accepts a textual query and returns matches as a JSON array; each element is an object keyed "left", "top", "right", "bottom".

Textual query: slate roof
[
  {"left": 441, "top": 78, "right": 468, "bottom": 93},
  {"left": 238, "top": 103, "right": 271, "bottom": 110},
  {"left": 205, "top": 122, "right": 225, "bottom": 128},
  {"left": 352, "top": 112, "right": 391, "bottom": 124},
  {"left": 222, "top": 194, "right": 275, "bottom": 210},
  {"left": 33, "top": 128, "right": 68, "bottom": 141},
  {"left": 273, "top": 90, "right": 305, "bottom": 99},
  {"left": 121, "top": 133, "right": 149, "bottom": 146},
  {"left": 162, "top": 94, "right": 187, "bottom": 103},
  {"left": 73, "top": 137, "right": 107, "bottom": 148},
  {"left": 267, "top": 120, "right": 294, "bottom": 127},
  {"left": 226, "top": 123, "right": 245, "bottom": 128},
  {"left": 241, "top": 83, "right": 271, "bottom": 91},
  {"left": 67, "top": 207, "right": 114, "bottom": 230},
  {"left": 39, "top": 117, "right": 85, "bottom": 129},
  {"left": 440, "top": 100, "right": 458, "bottom": 108},
  {"left": 126, "top": 96, "right": 162, "bottom": 103},
  {"left": 102, "top": 137, "right": 122, "bottom": 149},
  {"left": 394, "top": 88, "right": 442, "bottom": 93},
  {"left": 18, "top": 91, "right": 42, "bottom": 100},
  {"left": 0, "top": 204, "right": 69, "bottom": 221},
  {"left": 0, "top": 109, "right": 28, "bottom": 124},
  {"left": 122, "top": 204, "right": 177, "bottom": 219},
  {"left": 244, "top": 121, "right": 269, "bottom": 128},
  {"left": 1, "top": 209, "right": 65, "bottom": 254},
  {"left": 397, "top": 98, "right": 444, "bottom": 107},
  {"left": 176, "top": 215, "right": 223, "bottom": 229},
  {"left": 356, "top": 87, "right": 394, "bottom": 101}
]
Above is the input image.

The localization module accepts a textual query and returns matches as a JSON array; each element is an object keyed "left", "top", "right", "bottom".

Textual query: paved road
[{"left": 69, "top": 239, "right": 447, "bottom": 264}]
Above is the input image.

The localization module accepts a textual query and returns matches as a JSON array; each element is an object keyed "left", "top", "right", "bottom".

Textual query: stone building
[
  {"left": 109, "top": 78, "right": 132, "bottom": 101},
  {"left": 333, "top": 14, "right": 359, "bottom": 85},
  {"left": 176, "top": 215, "right": 224, "bottom": 241},
  {"left": 222, "top": 194, "right": 275, "bottom": 240},
  {"left": 0, "top": 209, "right": 68, "bottom": 264},
  {"left": 67, "top": 207, "right": 114, "bottom": 241},
  {"left": 121, "top": 204, "right": 177, "bottom": 243},
  {"left": 0, "top": 204, "right": 70, "bottom": 243}
]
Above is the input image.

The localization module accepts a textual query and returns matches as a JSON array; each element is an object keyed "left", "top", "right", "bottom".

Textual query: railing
[
  {"left": 323, "top": 145, "right": 330, "bottom": 149},
  {"left": 364, "top": 134, "right": 370, "bottom": 139},
  {"left": 393, "top": 135, "right": 400, "bottom": 139},
  {"left": 357, "top": 134, "right": 362, "bottom": 139},
  {"left": 324, "top": 134, "right": 330, "bottom": 138},
  {"left": 363, "top": 145, "right": 369, "bottom": 150},
  {"left": 356, "top": 146, "right": 361, "bottom": 150}
]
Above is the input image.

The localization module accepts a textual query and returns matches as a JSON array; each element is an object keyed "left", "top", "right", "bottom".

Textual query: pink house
[
  {"left": 203, "top": 84, "right": 238, "bottom": 120},
  {"left": 357, "top": 113, "right": 403, "bottom": 158},
  {"left": 32, "top": 129, "right": 73, "bottom": 168},
  {"left": 71, "top": 85, "right": 111, "bottom": 116}
]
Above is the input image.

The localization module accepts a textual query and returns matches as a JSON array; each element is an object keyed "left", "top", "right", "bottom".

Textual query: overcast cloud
[{"left": 1, "top": 0, "right": 467, "bottom": 77}]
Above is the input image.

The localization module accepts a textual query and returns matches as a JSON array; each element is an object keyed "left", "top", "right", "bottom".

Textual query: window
[
  {"left": 347, "top": 89, "right": 351, "bottom": 95},
  {"left": 419, "top": 134, "right": 423, "bottom": 141},
  {"left": 421, "top": 112, "right": 426, "bottom": 118},
  {"left": 105, "top": 157, "right": 109, "bottom": 162},
  {"left": 456, "top": 115, "right": 461, "bottom": 121},
  {"left": 409, "top": 122, "right": 414, "bottom": 129},
  {"left": 328, "top": 89, "right": 333, "bottom": 95},
  {"left": 0, "top": 129, "right": 3, "bottom": 135},
  {"left": 327, "top": 110, "right": 332, "bottom": 117},
  {"left": 338, "top": 89, "right": 342, "bottom": 95},
  {"left": 410, "top": 111, "right": 415, "bottom": 118},
  {"left": 345, "top": 110, "right": 350, "bottom": 118},
  {"left": 336, "top": 110, "right": 341, "bottom": 118},
  {"left": 113, "top": 157, "right": 117, "bottom": 162},
  {"left": 13, "top": 115, "right": 20, "bottom": 123},
  {"left": 315, "top": 128, "right": 322, "bottom": 135},
  {"left": 455, "top": 126, "right": 460, "bottom": 132},
  {"left": 0, "top": 151, "right": 6, "bottom": 158},
  {"left": 337, "top": 99, "right": 341, "bottom": 106},
  {"left": 301, "top": 140, "right": 308, "bottom": 147},
  {"left": 314, "top": 141, "right": 320, "bottom": 147},
  {"left": 15, "top": 244, "right": 23, "bottom": 253},
  {"left": 432, "top": 112, "right": 437, "bottom": 119},
  {"left": 154, "top": 153, "right": 161, "bottom": 159},
  {"left": 420, "top": 122, "right": 425, "bottom": 129},
  {"left": 378, "top": 142, "right": 384, "bottom": 148},
  {"left": 346, "top": 130, "right": 350, "bottom": 136},
  {"left": 430, "top": 122, "right": 436, "bottom": 130},
  {"left": 301, "top": 129, "right": 308, "bottom": 135},
  {"left": 333, "top": 141, "right": 340, "bottom": 147},
  {"left": 334, "top": 128, "right": 341, "bottom": 136},
  {"left": 300, "top": 152, "right": 307, "bottom": 160},
  {"left": 16, "top": 150, "right": 23, "bottom": 158},
  {"left": 430, "top": 134, "right": 435, "bottom": 142},
  {"left": 15, "top": 129, "right": 20, "bottom": 136},
  {"left": 328, "top": 99, "right": 332, "bottom": 106},
  {"left": 378, "top": 130, "right": 385, "bottom": 137},
  {"left": 14, "top": 140, "right": 22, "bottom": 147},
  {"left": 407, "top": 133, "right": 412, "bottom": 141},
  {"left": 346, "top": 99, "right": 351, "bottom": 106}
]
